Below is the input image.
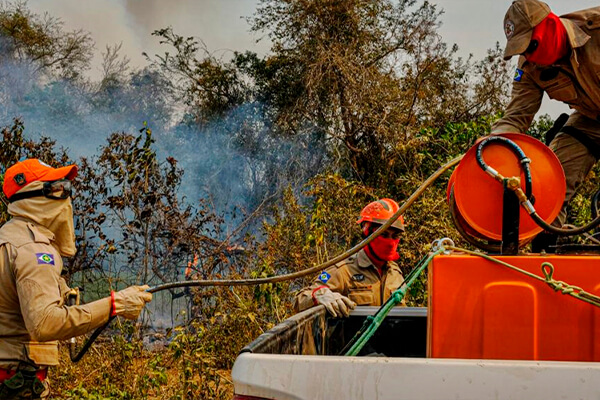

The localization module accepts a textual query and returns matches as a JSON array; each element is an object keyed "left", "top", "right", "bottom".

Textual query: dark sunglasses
[
  {"left": 9, "top": 179, "right": 74, "bottom": 203},
  {"left": 525, "top": 39, "right": 539, "bottom": 54}
]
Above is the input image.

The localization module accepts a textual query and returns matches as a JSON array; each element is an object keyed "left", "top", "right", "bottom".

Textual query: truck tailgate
[{"left": 232, "top": 353, "right": 600, "bottom": 400}]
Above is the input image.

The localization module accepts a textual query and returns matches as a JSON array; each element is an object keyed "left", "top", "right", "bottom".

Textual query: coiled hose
[
  {"left": 69, "top": 155, "right": 463, "bottom": 362},
  {"left": 476, "top": 136, "right": 600, "bottom": 236}
]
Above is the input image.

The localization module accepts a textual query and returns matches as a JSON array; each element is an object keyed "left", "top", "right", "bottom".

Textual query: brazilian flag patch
[
  {"left": 36, "top": 253, "right": 55, "bottom": 265},
  {"left": 514, "top": 68, "right": 524, "bottom": 82},
  {"left": 318, "top": 271, "right": 331, "bottom": 283}
]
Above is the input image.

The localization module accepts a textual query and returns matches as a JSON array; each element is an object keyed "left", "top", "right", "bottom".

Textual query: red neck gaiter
[
  {"left": 527, "top": 13, "right": 569, "bottom": 66},
  {"left": 365, "top": 236, "right": 400, "bottom": 269}
]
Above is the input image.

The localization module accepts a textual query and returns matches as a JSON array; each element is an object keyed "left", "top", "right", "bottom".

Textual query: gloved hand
[
  {"left": 313, "top": 287, "right": 356, "bottom": 318},
  {"left": 113, "top": 285, "right": 153, "bottom": 320}
]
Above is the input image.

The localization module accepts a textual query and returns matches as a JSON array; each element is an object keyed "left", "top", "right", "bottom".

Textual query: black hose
[
  {"left": 476, "top": 136, "right": 533, "bottom": 200},
  {"left": 529, "top": 211, "right": 600, "bottom": 236},
  {"left": 476, "top": 136, "right": 600, "bottom": 237},
  {"left": 69, "top": 317, "right": 115, "bottom": 362}
]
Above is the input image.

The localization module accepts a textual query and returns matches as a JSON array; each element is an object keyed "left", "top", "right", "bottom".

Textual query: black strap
[
  {"left": 561, "top": 125, "right": 600, "bottom": 160},
  {"left": 545, "top": 113, "right": 569, "bottom": 146},
  {"left": 8, "top": 190, "right": 44, "bottom": 203}
]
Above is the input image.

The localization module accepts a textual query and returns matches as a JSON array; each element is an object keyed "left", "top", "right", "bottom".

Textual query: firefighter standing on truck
[
  {"left": 492, "top": 0, "right": 600, "bottom": 251},
  {"left": 293, "top": 199, "right": 406, "bottom": 317},
  {"left": 0, "top": 159, "right": 152, "bottom": 399}
]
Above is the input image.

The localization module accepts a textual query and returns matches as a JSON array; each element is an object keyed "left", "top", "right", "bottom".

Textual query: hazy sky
[{"left": 27, "top": 0, "right": 600, "bottom": 120}]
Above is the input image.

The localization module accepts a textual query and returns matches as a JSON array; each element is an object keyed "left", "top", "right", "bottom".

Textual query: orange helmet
[{"left": 357, "top": 198, "right": 405, "bottom": 231}]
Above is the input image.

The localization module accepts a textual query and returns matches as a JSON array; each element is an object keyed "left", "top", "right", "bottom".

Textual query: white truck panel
[{"left": 232, "top": 353, "right": 600, "bottom": 400}]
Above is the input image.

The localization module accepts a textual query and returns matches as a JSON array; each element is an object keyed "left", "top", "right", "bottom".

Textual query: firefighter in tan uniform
[
  {"left": 294, "top": 199, "right": 406, "bottom": 317},
  {"left": 492, "top": 0, "right": 600, "bottom": 250},
  {"left": 0, "top": 159, "right": 152, "bottom": 399}
]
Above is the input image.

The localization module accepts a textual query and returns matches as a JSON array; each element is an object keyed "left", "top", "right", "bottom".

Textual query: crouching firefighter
[
  {"left": 293, "top": 198, "right": 407, "bottom": 318},
  {"left": 0, "top": 159, "right": 153, "bottom": 399}
]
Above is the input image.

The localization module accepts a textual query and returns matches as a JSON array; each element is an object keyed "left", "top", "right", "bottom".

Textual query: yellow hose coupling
[{"left": 506, "top": 176, "right": 521, "bottom": 191}]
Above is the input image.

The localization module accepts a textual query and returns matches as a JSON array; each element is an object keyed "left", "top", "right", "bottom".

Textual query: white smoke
[{"left": 27, "top": 0, "right": 269, "bottom": 80}]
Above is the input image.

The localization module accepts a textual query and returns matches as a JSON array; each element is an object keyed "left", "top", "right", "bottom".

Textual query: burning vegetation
[{"left": 2, "top": 0, "right": 597, "bottom": 398}]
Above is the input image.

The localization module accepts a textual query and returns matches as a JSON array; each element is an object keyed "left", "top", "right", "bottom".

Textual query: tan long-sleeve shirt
[
  {"left": 0, "top": 217, "right": 111, "bottom": 367},
  {"left": 293, "top": 249, "right": 406, "bottom": 313},
  {"left": 492, "top": 7, "right": 600, "bottom": 134}
]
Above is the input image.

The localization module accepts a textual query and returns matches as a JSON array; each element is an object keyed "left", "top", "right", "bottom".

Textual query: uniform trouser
[
  {"left": 549, "top": 111, "right": 600, "bottom": 227},
  {"left": 0, "top": 369, "right": 49, "bottom": 400},
  {"left": 0, "top": 382, "right": 50, "bottom": 400}
]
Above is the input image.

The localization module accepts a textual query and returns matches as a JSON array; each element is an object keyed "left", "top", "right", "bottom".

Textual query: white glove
[
  {"left": 113, "top": 285, "right": 153, "bottom": 320},
  {"left": 313, "top": 287, "right": 356, "bottom": 318}
]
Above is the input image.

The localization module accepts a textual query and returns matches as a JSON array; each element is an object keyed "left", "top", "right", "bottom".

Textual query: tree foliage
[
  {"left": 0, "top": 1, "right": 93, "bottom": 81},
  {"left": 247, "top": 0, "right": 512, "bottom": 187}
]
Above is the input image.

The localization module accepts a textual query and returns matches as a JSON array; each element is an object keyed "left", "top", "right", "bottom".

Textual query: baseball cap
[
  {"left": 503, "top": 0, "right": 551, "bottom": 60},
  {"left": 3, "top": 158, "right": 78, "bottom": 200}
]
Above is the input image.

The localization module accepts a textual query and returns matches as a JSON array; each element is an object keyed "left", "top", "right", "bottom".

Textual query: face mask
[
  {"left": 367, "top": 236, "right": 400, "bottom": 262},
  {"left": 526, "top": 13, "right": 569, "bottom": 66},
  {"left": 8, "top": 181, "right": 76, "bottom": 257}
]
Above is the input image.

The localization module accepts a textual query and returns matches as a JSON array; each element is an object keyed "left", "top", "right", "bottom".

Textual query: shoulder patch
[
  {"left": 318, "top": 271, "right": 331, "bottom": 283},
  {"left": 36, "top": 253, "right": 55, "bottom": 265},
  {"left": 514, "top": 68, "right": 524, "bottom": 82}
]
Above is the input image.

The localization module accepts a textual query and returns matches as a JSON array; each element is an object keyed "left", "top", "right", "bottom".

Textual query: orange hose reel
[{"left": 448, "top": 133, "right": 566, "bottom": 242}]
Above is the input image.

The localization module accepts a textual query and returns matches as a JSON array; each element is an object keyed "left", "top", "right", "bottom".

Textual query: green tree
[
  {"left": 0, "top": 1, "right": 93, "bottom": 81},
  {"left": 150, "top": 27, "right": 250, "bottom": 127},
  {"left": 249, "top": 0, "right": 512, "bottom": 187},
  {"left": 71, "top": 125, "right": 226, "bottom": 297}
]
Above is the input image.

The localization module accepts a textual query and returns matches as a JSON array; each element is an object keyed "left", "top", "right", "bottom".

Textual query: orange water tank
[
  {"left": 428, "top": 253, "right": 600, "bottom": 361},
  {"left": 451, "top": 133, "right": 565, "bottom": 241}
]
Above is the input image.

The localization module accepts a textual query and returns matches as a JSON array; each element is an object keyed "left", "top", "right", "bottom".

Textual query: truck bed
[
  {"left": 239, "top": 306, "right": 427, "bottom": 357},
  {"left": 232, "top": 306, "right": 600, "bottom": 400}
]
